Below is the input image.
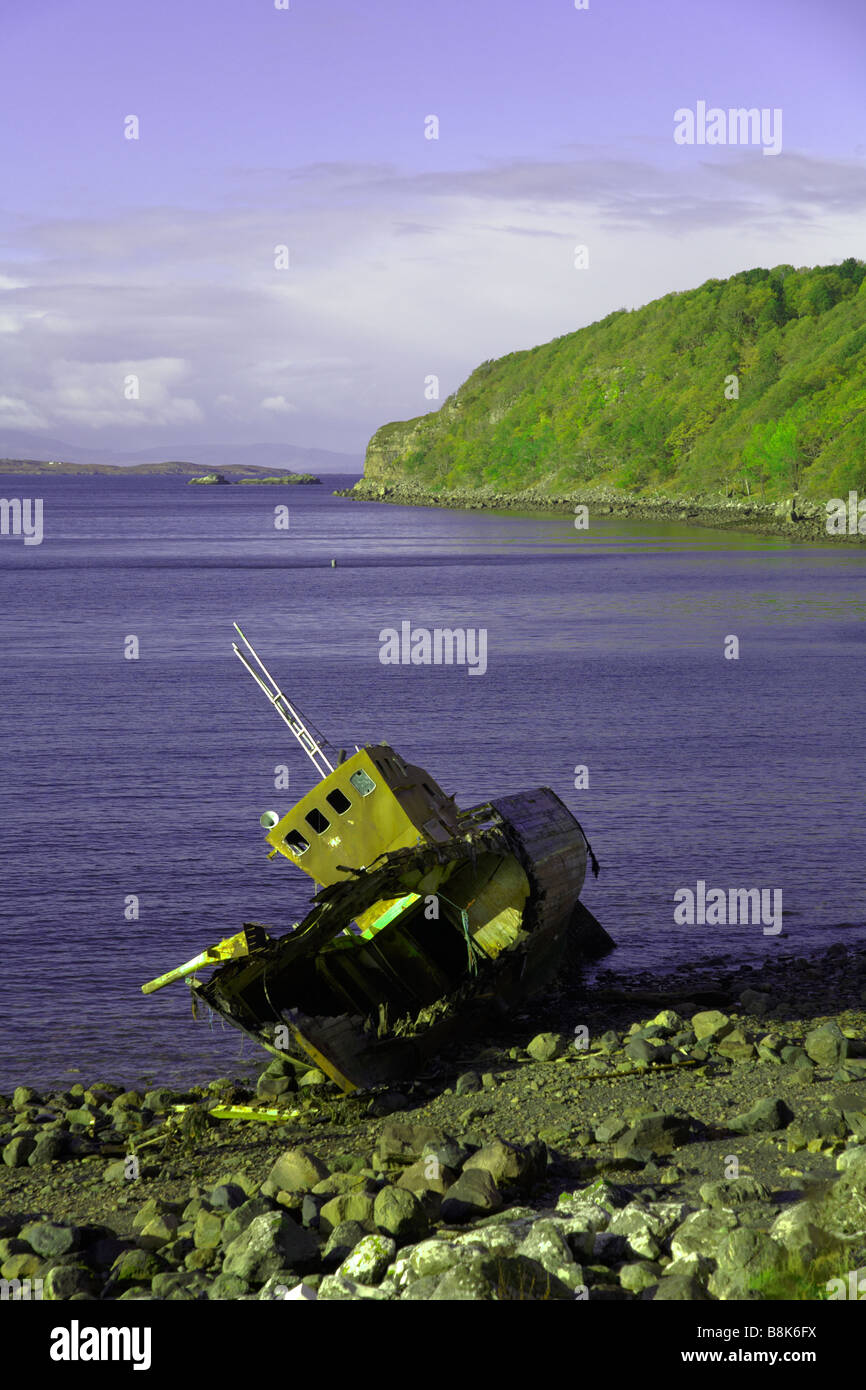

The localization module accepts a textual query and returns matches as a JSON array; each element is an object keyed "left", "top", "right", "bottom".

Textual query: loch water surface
[{"left": 1, "top": 475, "right": 864, "bottom": 1088}]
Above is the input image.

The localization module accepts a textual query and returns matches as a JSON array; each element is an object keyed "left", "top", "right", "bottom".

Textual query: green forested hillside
[{"left": 365, "top": 261, "right": 866, "bottom": 500}]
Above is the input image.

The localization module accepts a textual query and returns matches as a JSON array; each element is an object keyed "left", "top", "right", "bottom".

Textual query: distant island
[
  {"left": 188, "top": 471, "right": 319, "bottom": 485},
  {"left": 0, "top": 459, "right": 319, "bottom": 482},
  {"left": 237, "top": 473, "right": 319, "bottom": 485}
]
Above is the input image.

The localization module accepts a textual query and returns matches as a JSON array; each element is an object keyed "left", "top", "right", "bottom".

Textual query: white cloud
[
  {"left": 39, "top": 358, "right": 204, "bottom": 430},
  {"left": 0, "top": 152, "right": 862, "bottom": 451},
  {"left": 0, "top": 394, "right": 47, "bottom": 429}
]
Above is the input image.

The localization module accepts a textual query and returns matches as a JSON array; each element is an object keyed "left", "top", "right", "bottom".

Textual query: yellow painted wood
[
  {"left": 464, "top": 857, "right": 530, "bottom": 958},
  {"left": 264, "top": 745, "right": 456, "bottom": 888},
  {"left": 141, "top": 929, "right": 251, "bottom": 994}
]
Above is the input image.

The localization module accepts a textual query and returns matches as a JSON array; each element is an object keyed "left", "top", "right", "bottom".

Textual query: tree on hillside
[{"left": 741, "top": 418, "right": 802, "bottom": 497}]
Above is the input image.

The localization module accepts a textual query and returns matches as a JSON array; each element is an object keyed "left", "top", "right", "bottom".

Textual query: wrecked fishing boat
[{"left": 142, "top": 625, "right": 613, "bottom": 1092}]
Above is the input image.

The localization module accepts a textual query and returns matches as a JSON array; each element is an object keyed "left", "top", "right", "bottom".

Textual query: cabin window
[
  {"left": 349, "top": 769, "right": 376, "bottom": 797},
  {"left": 326, "top": 788, "right": 351, "bottom": 814},
  {"left": 284, "top": 829, "right": 309, "bottom": 855},
  {"left": 305, "top": 807, "right": 330, "bottom": 834}
]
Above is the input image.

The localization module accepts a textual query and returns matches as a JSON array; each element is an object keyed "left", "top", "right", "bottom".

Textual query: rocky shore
[
  {"left": 336, "top": 479, "right": 864, "bottom": 545},
  {"left": 3, "top": 941, "right": 866, "bottom": 1301}
]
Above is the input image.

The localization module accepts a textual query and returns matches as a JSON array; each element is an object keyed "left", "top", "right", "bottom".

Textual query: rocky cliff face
[
  {"left": 363, "top": 397, "right": 466, "bottom": 483},
  {"left": 363, "top": 416, "right": 430, "bottom": 483}
]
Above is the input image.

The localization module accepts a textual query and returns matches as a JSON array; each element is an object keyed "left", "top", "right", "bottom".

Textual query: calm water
[{"left": 1, "top": 475, "right": 864, "bottom": 1089}]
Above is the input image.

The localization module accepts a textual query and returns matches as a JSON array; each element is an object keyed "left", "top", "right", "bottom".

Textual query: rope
[
  {"left": 569, "top": 814, "right": 600, "bottom": 877},
  {"left": 437, "top": 891, "right": 480, "bottom": 975}
]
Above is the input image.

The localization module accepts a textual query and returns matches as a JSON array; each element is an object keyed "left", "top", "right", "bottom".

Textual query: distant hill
[
  {"left": 0, "top": 458, "right": 316, "bottom": 479},
  {"left": 0, "top": 433, "right": 359, "bottom": 475},
  {"left": 360, "top": 260, "right": 866, "bottom": 501}
]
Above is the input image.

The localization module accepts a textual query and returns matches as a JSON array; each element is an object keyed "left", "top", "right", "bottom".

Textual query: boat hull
[{"left": 194, "top": 786, "right": 613, "bottom": 1092}]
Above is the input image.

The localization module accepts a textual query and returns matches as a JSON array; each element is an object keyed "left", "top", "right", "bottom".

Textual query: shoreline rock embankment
[{"left": 337, "top": 479, "right": 864, "bottom": 544}]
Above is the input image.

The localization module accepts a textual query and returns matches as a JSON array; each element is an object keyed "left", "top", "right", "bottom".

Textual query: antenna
[{"left": 232, "top": 623, "right": 335, "bottom": 779}]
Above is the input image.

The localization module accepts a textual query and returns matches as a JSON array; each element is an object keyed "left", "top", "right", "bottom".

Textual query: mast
[{"left": 232, "top": 622, "right": 335, "bottom": 780}]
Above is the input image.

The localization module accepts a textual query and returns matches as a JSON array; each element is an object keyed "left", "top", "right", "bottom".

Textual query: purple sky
[{"left": 1, "top": 0, "right": 864, "bottom": 461}]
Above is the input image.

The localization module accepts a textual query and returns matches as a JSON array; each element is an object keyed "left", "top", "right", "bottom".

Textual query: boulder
[
  {"left": 439, "top": 1170, "right": 502, "bottom": 1224},
  {"left": 257, "top": 1075, "right": 294, "bottom": 1100},
  {"left": 408, "top": 1239, "right": 464, "bottom": 1281},
  {"left": 481, "top": 1253, "right": 574, "bottom": 1300},
  {"left": 209, "top": 1182, "right": 247, "bottom": 1211},
  {"left": 654, "top": 1273, "right": 709, "bottom": 1300},
  {"left": 837, "top": 1145, "right": 866, "bottom": 1174},
  {"left": 43, "top": 1264, "right": 100, "bottom": 1300},
  {"left": 625, "top": 1037, "right": 665, "bottom": 1065},
  {"left": 786, "top": 1111, "right": 847, "bottom": 1151},
  {"left": 337, "top": 1233, "right": 396, "bottom": 1286},
  {"left": 691, "top": 1010, "right": 733, "bottom": 1042},
  {"left": 323, "top": 1221, "right": 369, "bottom": 1270},
  {"left": 651, "top": 1010, "right": 684, "bottom": 1032},
  {"left": 210, "top": 1272, "right": 251, "bottom": 1300},
  {"left": 221, "top": 1197, "right": 276, "bottom": 1246},
  {"left": 28, "top": 1134, "right": 66, "bottom": 1165},
  {"left": 699, "top": 1178, "right": 770, "bottom": 1207},
  {"left": 396, "top": 1158, "right": 456, "bottom": 1196},
  {"left": 669, "top": 1208, "right": 737, "bottom": 1263},
  {"left": 298, "top": 1068, "right": 327, "bottom": 1087},
  {"left": 262, "top": 1147, "right": 329, "bottom": 1197},
  {"left": 429, "top": 1264, "right": 497, "bottom": 1300},
  {"left": 192, "top": 1210, "right": 224, "bottom": 1250},
  {"left": 18, "top": 1222, "right": 82, "bottom": 1258},
  {"left": 222, "top": 1212, "right": 318, "bottom": 1284},
  {"left": 595, "top": 1116, "right": 628, "bottom": 1144},
  {"left": 526, "top": 1033, "right": 567, "bottom": 1062},
  {"left": 143, "top": 1088, "right": 178, "bottom": 1113},
  {"left": 709, "top": 1228, "right": 787, "bottom": 1299},
  {"left": 619, "top": 1260, "right": 662, "bottom": 1293},
  {"left": 1, "top": 1252, "right": 41, "bottom": 1281},
  {"left": 455, "top": 1071, "right": 481, "bottom": 1095},
  {"left": 318, "top": 1192, "right": 375, "bottom": 1235},
  {"left": 318, "top": 1273, "right": 390, "bottom": 1300},
  {"left": 110, "top": 1249, "right": 167, "bottom": 1285},
  {"left": 516, "top": 1219, "right": 576, "bottom": 1279},
  {"left": 422, "top": 1137, "right": 471, "bottom": 1170},
  {"left": 613, "top": 1112, "right": 692, "bottom": 1161},
  {"left": 781, "top": 1045, "right": 812, "bottom": 1068},
  {"left": 462, "top": 1138, "right": 545, "bottom": 1190},
  {"left": 805, "top": 1023, "right": 848, "bottom": 1070},
  {"left": 310, "top": 1172, "right": 368, "bottom": 1197},
  {"left": 769, "top": 1204, "right": 838, "bottom": 1263},
  {"left": 606, "top": 1205, "right": 669, "bottom": 1260},
  {"left": 373, "top": 1186, "right": 429, "bottom": 1245},
  {"left": 729, "top": 1096, "right": 794, "bottom": 1133},
  {"left": 2, "top": 1136, "right": 36, "bottom": 1167},
  {"left": 375, "top": 1122, "right": 451, "bottom": 1168},
  {"left": 715, "top": 1026, "right": 756, "bottom": 1063},
  {"left": 138, "top": 1214, "right": 179, "bottom": 1250},
  {"left": 812, "top": 1154, "right": 866, "bottom": 1236}
]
